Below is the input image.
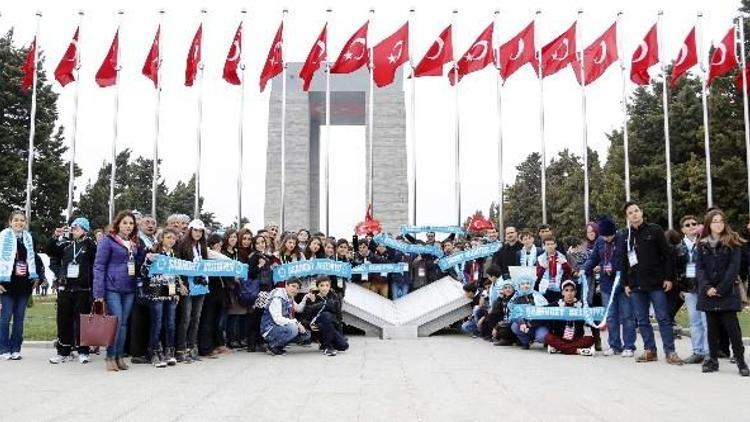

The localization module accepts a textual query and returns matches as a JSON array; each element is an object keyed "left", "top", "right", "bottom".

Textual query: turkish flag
[
  {"left": 142, "top": 26, "right": 161, "bottom": 88},
  {"left": 21, "top": 37, "right": 36, "bottom": 91},
  {"left": 630, "top": 24, "right": 659, "bottom": 86},
  {"left": 331, "top": 21, "right": 369, "bottom": 74},
  {"left": 669, "top": 27, "right": 698, "bottom": 87},
  {"left": 499, "top": 21, "right": 537, "bottom": 82},
  {"left": 185, "top": 24, "right": 202, "bottom": 87},
  {"left": 373, "top": 22, "right": 409, "bottom": 88},
  {"left": 540, "top": 22, "right": 576, "bottom": 78},
  {"left": 447, "top": 22, "right": 494, "bottom": 85},
  {"left": 223, "top": 23, "right": 243, "bottom": 85},
  {"left": 260, "top": 22, "right": 284, "bottom": 92},
  {"left": 571, "top": 22, "right": 618, "bottom": 86},
  {"left": 96, "top": 30, "right": 119, "bottom": 88},
  {"left": 707, "top": 27, "right": 738, "bottom": 86},
  {"left": 54, "top": 28, "right": 78, "bottom": 87},
  {"left": 414, "top": 24, "right": 452, "bottom": 77},
  {"left": 299, "top": 24, "right": 327, "bottom": 91}
]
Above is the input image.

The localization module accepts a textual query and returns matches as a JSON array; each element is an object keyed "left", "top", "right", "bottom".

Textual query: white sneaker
[
  {"left": 622, "top": 349, "right": 635, "bottom": 358},
  {"left": 0, "top": 353, "right": 11, "bottom": 360},
  {"left": 577, "top": 347, "right": 594, "bottom": 357},
  {"left": 603, "top": 349, "right": 620, "bottom": 357},
  {"left": 49, "top": 355, "right": 74, "bottom": 364},
  {"left": 78, "top": 354, "right": 90, "bottom": 364},
  {"left": 9, "top": 352, "right": 22, "bottom": 360},
  {"left": 547, "top": 345, "right": 559, "bottom": 354}
]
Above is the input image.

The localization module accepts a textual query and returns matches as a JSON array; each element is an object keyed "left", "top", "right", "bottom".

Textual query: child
[
  {"left": 484, "top": 278, "right": 517, "bottom": 346},
  {"left": 306, "top": 276, "right": 349, "bottom": 356},
  {"left": 535, "top": 237, "right": 572, "bottom": 304},
  {"left": 544, "top": 279, "right": 595, "bottom": 356},
  {"left": 461, "top": 282, "right": 489, "bottom": 337},
  {"left": 516, "top": 230, "right": 542, "bottom": 267},
  {"left": 510, "top": 274, "right": 549, "bottom": 349}
]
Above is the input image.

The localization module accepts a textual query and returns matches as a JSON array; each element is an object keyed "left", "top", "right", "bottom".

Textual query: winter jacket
[
  {"left": 582, "top": 235, "right": 622, "bottom": 295},
  {"left": 260, "top": 287, "right": 308, "bottom": 336},
  {"left": 696, "top": 239, "right": 743, "bottom": 312},
  {"left": 2, "top": 237, "right": 45, "bottom": 296},
  {"left": 619, "top": 223, "right": 673, "bottom": 292},
  {"left": 493, "top": 241, "right": 522, "bottom": 279},
  {"left": 139, "top": 251, "right": 181, "bottom": 302},
  {"left": 47, "top": 236, "right": 97, "bottom": 292},
  {"left": 305, "top": 290, "right": 343, "bottom": 326},
  {"left": 547, "top": 300, "right": 586, "bottom": 339},
  {"left": 247, "top": 251, "right": 275, "bottom": 291},
  {"left": 93, "top": 234, "right": 146, "bottom": 299}
]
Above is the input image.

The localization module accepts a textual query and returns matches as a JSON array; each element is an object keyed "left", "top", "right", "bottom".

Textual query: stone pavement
[{"left": 1, "top": 334, "right": 748, "bottom": 422}]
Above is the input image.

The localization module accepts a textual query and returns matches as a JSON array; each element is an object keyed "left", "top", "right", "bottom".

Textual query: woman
[
  {"left": 696, "top": 209, "right": 749, "bottom": 376},
  {"left": 175, "top": 219, "right": 209, "bottom": 363},
  {"left": 222, "top": 228, "right": 239, "bottom": 261},
  {"left": 297, "top": 229, "right": 311, "bottom": 252},
  {"left": 0, "top": 210, "right": 44, "bottom": 361},
  {"left": 246, "top": 235, "right": 276, "bottom": 352},
  {"left": 304, "top": 237, "right": 325, "bottom": 260},
  {"left": 199, "top": 234, "right": 231, "bottom": 358},
  {"left": 93, "top": 210, "right": 145, "bottom": 371},
  {"left": 570, "top": 222, "right": 601, "bottom": 351},
  {"left": 276, "top": 234, "right": 304, "bottom": 264},
  {"left": 48, "top": 217, "right": 97, "bottom": 365}
]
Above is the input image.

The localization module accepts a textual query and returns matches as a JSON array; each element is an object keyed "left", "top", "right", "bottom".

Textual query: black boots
[{"left": 702, "top": 359, "right": 719, "bottom": 373}]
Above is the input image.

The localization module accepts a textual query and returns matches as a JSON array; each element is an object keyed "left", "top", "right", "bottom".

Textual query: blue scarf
[{"left": 0, "top": 228, "right": 37, "bottom": 282}]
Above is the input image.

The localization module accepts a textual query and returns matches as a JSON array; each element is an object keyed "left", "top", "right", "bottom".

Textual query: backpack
[{"left": 237, "top": 278, "right": 260, "bottom": 307}]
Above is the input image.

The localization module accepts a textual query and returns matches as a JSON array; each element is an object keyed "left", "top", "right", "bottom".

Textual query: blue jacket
[
  {"left": 583, "top": 235, "right": 622, "bottom": 294},
  {"left": 93, "top": 234, "right": 146, "bottom": 299}
]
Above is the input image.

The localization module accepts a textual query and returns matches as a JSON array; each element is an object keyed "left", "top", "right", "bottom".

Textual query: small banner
[
  {"left": 508, "top": 304, "right": 606, "bottom": 322},
  {"left": 399, "top": 225, "right": 465, "bottom": 236},
  {"left": 149, "top": 255, "right": 248, "bottom": 279},
  {"left": 438, "top": 241, "right": 502, "bottom": 271},
  {"left": 351, "top": 262, "right": 409, "bottom": 274},
  {"left": 272, "top": 259, "right": 352, "bottom": 282},
  {"left": 373, "top": 234, "right": 444, "bottom": 257}
]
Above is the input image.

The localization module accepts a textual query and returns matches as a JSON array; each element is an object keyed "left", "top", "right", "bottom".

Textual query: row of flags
[{"left": 19, "top": 16, "right": 748, "bottom": 94}]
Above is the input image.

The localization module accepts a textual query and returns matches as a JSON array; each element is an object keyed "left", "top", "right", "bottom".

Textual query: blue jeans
[
  {"left": 630, "top": 289, "right": 675, "bottom": 354},
  {"left": 148, "top": 299, "right": 177, "bottom": 352},
  {"left": 461, "top": 319, "right": 479, "bottom": 335},
  {"left": 601, "top": 287, "right": 636, "bottom": 352},
  {"left": 105, "top": 291, "right": 135, "bottom": 359},
  {"left": 511, "top": 321, "right": 549, "bottom": 346},
  {"left": 683, "top": 292, "right": 708, "bottom": 356},
  {"left": 391, "top": 282, "right": 410, "bottom": 299},
  {"left": 0, "top": 293, "right": 30, "bottom": 354},
  {"left": 264, "top": 322, "right": 311, "bottom": 350}
]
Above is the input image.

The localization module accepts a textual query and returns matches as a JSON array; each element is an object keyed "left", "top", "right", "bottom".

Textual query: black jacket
[
  {"left": 619, "top": 223, "right": 672, "bottom": 292},
  {"left": 47, "top": 236, "right": 97, "bottom": 292},
  {"left": 493, "top": 241, "right": 522, "bottom": 279},
  {"left": 5, "top": 238, "right": 46, "bottom": 296},
  {"left": 696, "top": 240, "right": 742, "bottom": 312},
  {"left": 547, "top": 301, "right": 586, "bottom": 338}
]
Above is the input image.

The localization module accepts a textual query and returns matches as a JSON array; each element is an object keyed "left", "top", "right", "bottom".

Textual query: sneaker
[
  {"left": 267, "top": 347, "right": 286, "bottom": 356},
  {"left": 702, "top": 359, "right": 719, "bottom": 373},
  {"left": 603, "top": 349, "right": 621, "bottom": 357},
  {"left": 577, "top": 347, "right": 594, "bottom": 357},
  {"left": 79, "top": 354, "right": 90, "bottom": 364},
  {"left": 0, "top": 353, "right": 11, "bottom": 360},
  {"left": 9, "top": 352, "right": 22, "bottom": 360},
  {"left": 130, "top": 356, "right": 150, "bottom": 365},
  {"left": 547, "top": 345, "right": 558, "bottom": 354},
  {"left": 520, "top": 343, "right": 530, "bottom": 350},
  {"left": 49, "top": 355, "right": 74, "bottom": 364},
  {"left": 666, "top": 352, "right": 684, "bottom": 366},
  {"left": 493, "top": 339, "right": 513, "bottom": 346},
  {"left": 683, "top": 354, "right": 705, "bottom": 364},
  {"left": 324, "top": 348, "right": 337, "bottom": 357},
  {"left": 621, "top": 349, "right": 635, "bottom": 358},
  {"left": 151, "top": 353, "right": 167, "bottom": 368}
]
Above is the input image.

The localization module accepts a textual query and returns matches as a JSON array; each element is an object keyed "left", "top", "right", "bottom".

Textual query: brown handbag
[{"left": 79, "top": 301, "right": 118, "bottom": 347}]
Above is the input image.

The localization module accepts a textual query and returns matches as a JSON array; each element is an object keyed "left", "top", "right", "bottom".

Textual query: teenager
[
  {"left": 535, "top": 237, "right": 572, "bottom": 304},
  {"left": 544, "top": 279, "right": 595, "bottom": 356},
  {"left": 261, "top": 278, "right": 313, "bottom": 355},
  {"left": 198, "top": 234, "right": 230, "bottom": 358},
  {"left": 489, "top": 277, "right": 518, "bottom": 346},
  {"left": 175, "top": 219, "right": 209, "bottom": 363},
  {"left": 246, "top": 235, "right": 276, "bottom": 352},
  {"left": 306, "top": 276, "right": 348, "bottom": 356},
  {"left": 510, "top": 275, "right": 549, "bottom": 349},
  {"left": 676, "top": 215, "right": 709, "bottom": 364}
]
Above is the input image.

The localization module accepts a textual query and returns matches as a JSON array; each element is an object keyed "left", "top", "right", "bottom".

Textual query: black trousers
[
  {"left": 56, "top": 290, "right": 91, "bottom": 356},
  {"left": 247, "top": 308, "right": 264, "bottom": 347},
  {"left": 128, "top": 302, "right": 150, "bottom": 358},
  {"left": 198, "top": 289, "right": 225, "bottom": 354},
  {"left": 706, "top": 311, "right": 745, "bottom": 361},
  {"left": 315, "top": 312, "right": 348, "bottom": 351}
]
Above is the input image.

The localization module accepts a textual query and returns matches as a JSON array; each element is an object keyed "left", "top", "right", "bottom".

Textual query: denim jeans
[
  {"left": 683, "top": 292, "right": 708, "bottom": 356},
  {"left": 0, "top": 293, "right": 30, "bottom": 354},
  {"left": 105, "top": 291, "right": 135, "bottom": 359},
  {"left": 264, "top": 322, "right": 311, "bottom": 350},
  {"left": 391, "top": 282, "right": 410, "bottom": 300},
  {"left": 148, "top": 299, "right": 177, "bottom": 352},
  {"left": 511, "top": 321, "right": 549, "bottom": 346},
  {"left": 630, "top": 289, "right": 675, "bottom": 354},
  {"left": 600, "top": 287, "right": 636, "bottom": 352},
  {"left": 461, "top": 319, "right": 479, "bottom": 335},
  {"left": 176, "top": 295, "right": 205, "bottom": 352}
]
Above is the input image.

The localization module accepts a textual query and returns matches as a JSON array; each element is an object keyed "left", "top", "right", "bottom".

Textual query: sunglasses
[{"left": 683, "top": 222, "right": 697, "bottom": 227}]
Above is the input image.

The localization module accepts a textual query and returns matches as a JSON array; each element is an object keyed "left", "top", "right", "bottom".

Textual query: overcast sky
[{"left": 0, "top": 0, "right": 740, "bottom": 237}]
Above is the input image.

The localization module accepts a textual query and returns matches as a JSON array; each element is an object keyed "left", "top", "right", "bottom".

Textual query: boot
[
  {"left": 702, "top": 358, "right": 719, "bottom": 373},
  {"left": 166, "top": 348, "right": 177, "bottom": 366},
  {"left": 105, "top": 358, "right": 119, "bottom": 372},
  {"left": 190, "top": 347, "right": 202, "bottom": 362},
  {"left": 737, "top": 357, "right": 750, "bottom": 377},
  {"left": 115, "top": 357, "right": 129, "bottom": 371}
]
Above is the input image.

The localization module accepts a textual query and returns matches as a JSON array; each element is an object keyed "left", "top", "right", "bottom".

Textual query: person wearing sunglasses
[{"left": 675, "top": 215, "right": 709, "bottom": 365}]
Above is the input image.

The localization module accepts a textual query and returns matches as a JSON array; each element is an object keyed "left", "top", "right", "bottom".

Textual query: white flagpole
[
  {"left": 24, "top": 11, "right": 42, "bottom": 222},
  {"left": 536, "top": 10, "right": 547, "bottom": 224},
  {"left": 151, "top": 10, "right": 164, "bottom": 219},
  {"left": 577, "top": 10, "right": 590, "bottom": 224},
  {"left": 617, "top": 11, "right": 631, "bottom": 201},
  {"left": 739, "top": 14, "right": 750, "bottom": 214},
  {"left": 194, "top": 9, "right": 206, "bottom": 220},
  {"left": 108, "top": 11, "right": 124, "bottom": 225},
  {"left": 409, "top": 7, "right": 417, "bottom": 226},
  {"left": 452, "top": 9, "right": 461, "bottom": 227},
  {"left": 66, "top": 11, "right": 84, "bottom": 221},
  {"left": 657, "top": 10, "right": 673, "bottom": 229},
  {"left": 494, "top": 10, "right": 504, "bottom": 232},
  {"left": 368, "top": 8, "right": 376, "bottom": 211},
  {"left": 279, "top": 9, "right": 288, "bottom": 232},
  {"left": 324, "top": 8, "right": 332, "bottom": 235},
  {"left": 697, "top": 12, "right": 713, "bottom": 208},
  {"left": 237, "top": 9, "right": 247, "bottom": 227}
]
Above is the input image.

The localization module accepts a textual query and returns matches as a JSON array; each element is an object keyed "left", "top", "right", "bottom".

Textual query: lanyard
[
  {"left": 71, "top": 240, "right": 85, "bottom": 264},
  {"left": 114, "top": 235, "right": 134, "bottom": 261}
]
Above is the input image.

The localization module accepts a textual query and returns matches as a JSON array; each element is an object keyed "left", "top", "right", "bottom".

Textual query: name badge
[
  {"left": 66, "top": 263, "right": 80, "bottom": 279},
  {"left": 127, "top": 262, "right": 136, "bottom": 276},
  {"left": 14, "top": 261, "right": 28, "bottom": 277},
  {"left": 685, "top": 263, "right": 696, "bottom": 279},
  {"left": 167, "top": 281, "right": 176, "bottom": 296},
  {"left": 628, "top": 250, "right": 638, "bottom": 267},
  {"left": 418, "top": 267, "right": 426, "bottom": 277},
  {"left": 337, "top": 279, "right": 343, "bottom": 289},
  {"left": 361, "top": 273, "right": 369, "bottom": 281},
  {"left": 603, "top": 263, "right": 612, "bottom": 273},
  {"left": 380, "top": 272, "right": 388, "bottom": 278}
]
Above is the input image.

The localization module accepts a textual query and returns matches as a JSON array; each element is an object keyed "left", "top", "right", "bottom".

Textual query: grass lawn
[{"left": 23, "top": 295, "right": 57, "bottom": 341}]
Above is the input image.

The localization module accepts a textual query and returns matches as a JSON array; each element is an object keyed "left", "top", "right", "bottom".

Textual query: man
[
  {"left": 261, "top": 278, "right": 313, "bottom": 355},
  {"left": 138, "top": 215, "right": 158, "bottom": 250},
  {"left": 485, "top": 228, "right": 499, "bottom": 243},
  {"left": 166, "top": 214, "right": 190, "bottom": 237},
  {"left": 492, "top": 226, "right": 522, "bottom": 279},
  {"left": 620, "top": 201, "right": 683, "bottom": 365},
  {"left": 676, "top": 215, "right": 709, "bottom": 364}
]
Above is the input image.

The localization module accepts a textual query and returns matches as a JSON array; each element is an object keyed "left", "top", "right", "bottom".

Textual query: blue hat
[
  {"left": 71, "top": 217, "right": 90, "bottom": 232},
  {"left": 597, "top": 216, "right": 617, "bottom": 237}
]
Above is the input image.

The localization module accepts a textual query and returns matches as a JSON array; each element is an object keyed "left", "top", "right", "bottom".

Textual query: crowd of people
[{"left": 0, "top": 200, "right": 748, "bottom": 377}]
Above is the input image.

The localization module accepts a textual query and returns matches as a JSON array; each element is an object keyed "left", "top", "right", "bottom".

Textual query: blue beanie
[
  {"left": 71, "top": 217, "right": 91, "bottom": 232},
  {"left": 597, "top": 216, "right": 617, "bottom": 237}
]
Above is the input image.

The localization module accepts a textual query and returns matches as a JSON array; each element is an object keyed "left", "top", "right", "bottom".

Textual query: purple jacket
[{"left": 93, "top": 234, "right": 146, "bottom": 299}]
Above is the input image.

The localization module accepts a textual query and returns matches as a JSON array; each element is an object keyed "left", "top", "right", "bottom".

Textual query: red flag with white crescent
[
  {"left": 96, "top": 30, "right": 119, "bottom": 88},
  {"left": 630, "top": 24, "right": 659, "bottom": 86},
  {"left": 571, "top": 22, "right": 618, "bottom": 86},
  {"left": 707, "top": 26, "right": 738, "bottom": 86},
  {"left": 331, "top": 21, "right": 369, "bottom": 74},
  {"left": 373, "top": 22, "right": 409, "bottom": 88},
  {"left": 414, "top": 24, "right": 452, "bottom": 77},
  {"left": 142, "top": 26, "right": 161, "bottom": 88},
  {"left": 55, "top": 28, "right": 79, "bottom": 87},
  {"left": 185, "top": 24, "right": 202, "bottom": 87},
  {"left": 499, "top": 21, "right": 537, "bottom": 82},
  {"left": 540, "top": 22, "right": 577, "bottom": 78},
  {"left": 299, "top": 24, "right": 327, "bottom": 91},
  {"left": 669, "top": 27, "right": 698, "bottom": 87},
  {"left": 223, "top": 22, "right": 243, "bottom": 85},
  {"left": 447, "top": 22, "right": 494, "bottom": 85},
  {"left": 260, "top": 22, "right": 284, "bottom": 92}
]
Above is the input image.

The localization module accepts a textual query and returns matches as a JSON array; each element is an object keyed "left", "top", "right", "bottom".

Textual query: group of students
[{"left": 458, "top": 201, "right": 749, "bottom": 377}]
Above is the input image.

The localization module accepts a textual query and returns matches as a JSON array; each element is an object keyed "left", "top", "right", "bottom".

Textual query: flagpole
[
  {"left": 494, "top": 9, "right": 504, "bottom": 232},
  {"left": 738, "top": 14, "right": 750, "bottom": 214},
  {"left": 452, "top": 9, "right": 461, "bottom": 227},
  {"left": 66, "top": 10, "right": 84, "bottom": 221},
  {"left": 195, "top": 9, "right": 206, "bottom": 220},
  {"left": 151, "top": 10, "right": 164, "bottom": 220},
  {"left": 617, "top": 11, "right": 631, "bottom": 201},
  {"left": 577, "top": 10, "right": 590, "bottom": 224},
  {"left": 697, "top": 12, "right": 713, "bottom": 208},
  {"left": 108, "top": 11, "right": 124, "bottom": 225},
  {"left": 657, "top": 10, "right": 673, "bottom": 229},
  {"left": 536, "top": 10, "right": 547, "bottom": 224},
  {"left": 237, "top": 9, "right": 247, "bottom": 227},
  {"left": 409, "top": 7, "right": 417, "bottom": 226},
  {"left": 24, "top": 11, "right": 42, "bottom": 222},
  {"left": 279, "top": 9, "right": 288, "bottom": 233},
  {"left": 368, "top": 8, "right": 375, "bottom": 212},
  {"left": 324, "top": 8, "right": 332, "bottom": 235}
]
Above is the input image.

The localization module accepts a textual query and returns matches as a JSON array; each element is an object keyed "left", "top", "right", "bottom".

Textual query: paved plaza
[{"left": 1, "top": 334, "right": 747, "bottom": 422}]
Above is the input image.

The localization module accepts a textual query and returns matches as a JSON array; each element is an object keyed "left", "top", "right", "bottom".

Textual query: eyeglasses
[{"left": 682, "top": 222, "right": 697, "bottom": 227}]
